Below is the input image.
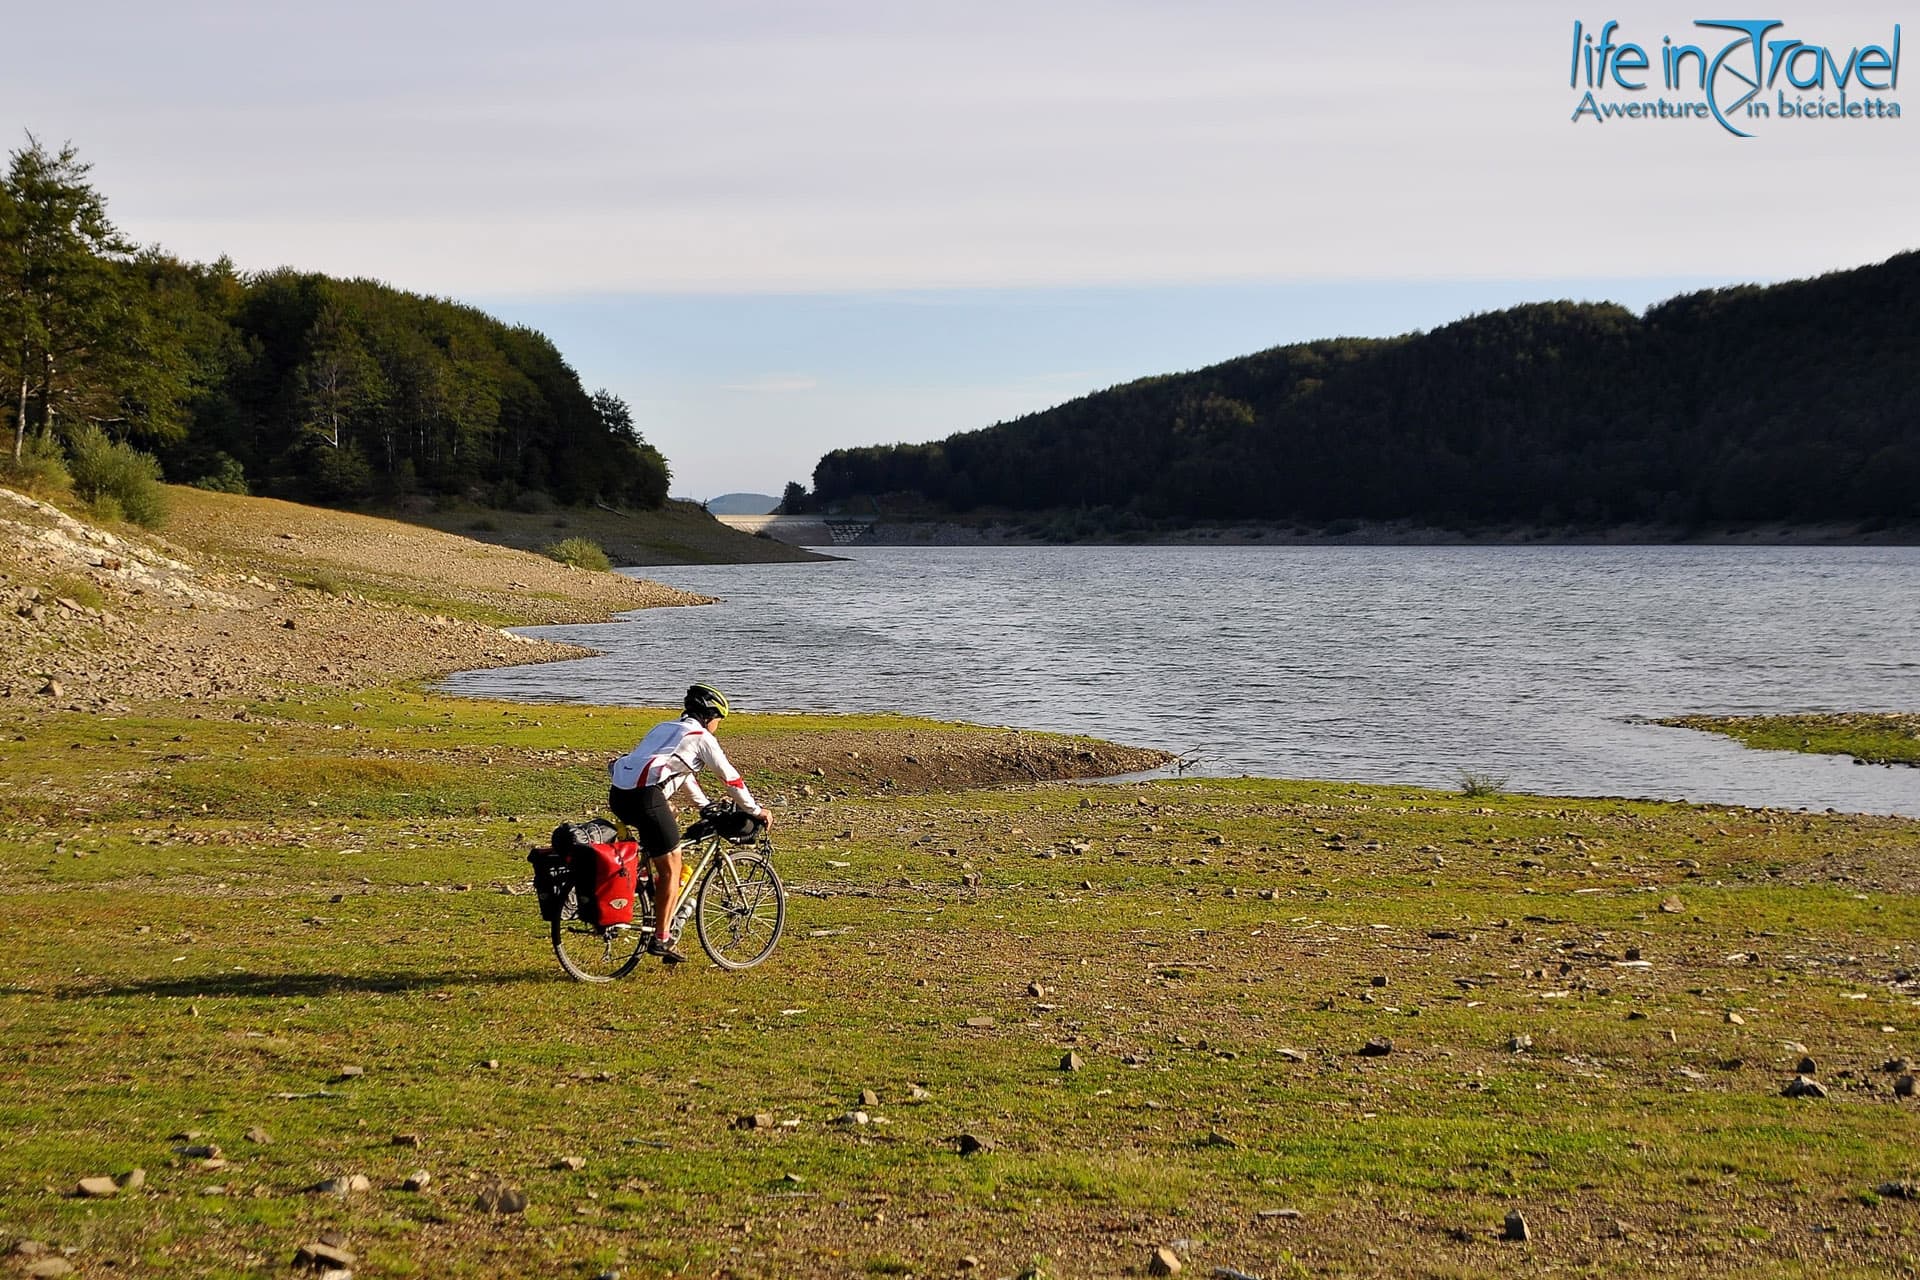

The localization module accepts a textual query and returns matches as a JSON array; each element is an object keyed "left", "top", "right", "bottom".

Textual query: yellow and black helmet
[{"left": 684, "top": 682, "right": 731, "bottom": 720}]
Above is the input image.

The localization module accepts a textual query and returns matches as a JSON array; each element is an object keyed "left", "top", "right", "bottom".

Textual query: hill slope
[{"left": 813, "top": 253, "right": 1920, "bottom": 532}]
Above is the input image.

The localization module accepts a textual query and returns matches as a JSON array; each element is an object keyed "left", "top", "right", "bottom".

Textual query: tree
[
  {"left": 0, "top": 135, "right": 135, "bottom": 463},
  {"left": 592, "top": 388, "right": 637, "bottom": 444},
  {"left": 779, "top": 480, "right": 812, "bottom": 514}
]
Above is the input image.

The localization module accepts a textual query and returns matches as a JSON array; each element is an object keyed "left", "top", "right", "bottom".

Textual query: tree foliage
[
  {"left": 0, "top": 136, "right": 672, "bottom": 510},
  {"left": 814, "top": 254, "right": 1920, "bottom": 529}
]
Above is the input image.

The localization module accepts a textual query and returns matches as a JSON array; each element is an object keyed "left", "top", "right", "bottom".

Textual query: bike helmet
[{"left": 684, "top": 682, "right": 731, "bottom": 720}]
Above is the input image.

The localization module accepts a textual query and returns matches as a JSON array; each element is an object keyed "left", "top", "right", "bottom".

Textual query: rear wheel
[
  {"left": 694, "top": 851, "right": 786, "bottom": 970},
  {"left": 551, "top": 886, "right": 648, "bottom": 982}
]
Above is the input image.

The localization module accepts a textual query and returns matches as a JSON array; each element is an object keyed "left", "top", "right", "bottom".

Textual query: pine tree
[{"left": 0, "top": 135, "right": 134, "bottom": 463}]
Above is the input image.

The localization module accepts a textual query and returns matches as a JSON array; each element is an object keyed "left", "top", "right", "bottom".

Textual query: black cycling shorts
[{"left": 608, "top": 784, "right": 680, "bottom": 859}]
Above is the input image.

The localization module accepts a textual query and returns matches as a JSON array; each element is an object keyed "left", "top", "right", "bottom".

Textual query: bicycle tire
[
  {"left": 550, "top": 885, "right": 648, "bottom": 982},
  {"left": 694, "top": 849, "right": 786, "bottom": 970}
]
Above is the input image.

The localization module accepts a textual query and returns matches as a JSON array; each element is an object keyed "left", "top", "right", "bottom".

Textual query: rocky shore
[{"left": 0, "top": 486, "right": 705, "bottom": 714}]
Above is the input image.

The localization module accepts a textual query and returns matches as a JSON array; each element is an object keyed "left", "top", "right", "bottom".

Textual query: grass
[
  {"left": 394, "top": 498, "right": 828, "bottom": 567},
  {"left": 1663, "top": 713, "right": 1920, "bottom": 767},
  {"left": 1, "top": 691, "right": 1917, "bottom": 1277}
]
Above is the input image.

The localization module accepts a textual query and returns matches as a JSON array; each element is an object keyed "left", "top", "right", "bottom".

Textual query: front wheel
[
  {"left": 551, "top": 887, "right": 648, "bottom": 982},
  {"left": 694, "top": 852, "right": 786, "bottom": 970}
]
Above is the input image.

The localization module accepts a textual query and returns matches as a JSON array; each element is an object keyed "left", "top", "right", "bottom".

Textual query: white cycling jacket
[{"left": 609, "top": 715, "right": 762, "bottom": 813}]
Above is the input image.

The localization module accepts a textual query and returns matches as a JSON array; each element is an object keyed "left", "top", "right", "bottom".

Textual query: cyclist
[{"left": 608, "top": 682, "right": 772, "bottom": 964}]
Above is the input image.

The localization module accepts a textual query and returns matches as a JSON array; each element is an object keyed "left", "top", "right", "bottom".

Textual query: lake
[{"left": 443, "top": 545, "right": 1920, "bottom": 816}]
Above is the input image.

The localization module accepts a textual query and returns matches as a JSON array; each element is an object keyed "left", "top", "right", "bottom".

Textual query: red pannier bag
[{"left": 571, "top": 841, "right": 641, "bottom": 928}]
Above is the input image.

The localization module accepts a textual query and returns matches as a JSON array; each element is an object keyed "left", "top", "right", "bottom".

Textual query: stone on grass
[
  {"left": 294, "top": 1242, "right": 358, "bottom": 1270},
  {"left": 243, "top": 1127, "right": 272, "bottom": 1145},
  {"left": 735, "top": 1113, "right": 776, "bottom": 1130},
  {"left": 1782, "top": 1075, "right": 1829, "bottom": 1099},
  {"left": 75, "top": 1176, "right": 119, "bottom": 1198},
  {"left": 552, "top": 1156, "right": 587, "bottom": 1171},
  {"left": 1061, "top": 1052, "right": 1084, "bottom": 1072},
  {"left": 1147, "top": 1245, "right": 1183, "bottom": 1275},
  {"left": 1894, "top": 1075, "right": 1917, "bottom": 1099},
  {"left": 309, "top": 1174, "right": 372, "bottom": 1195},
  {"left": 1509, "top": 1034, "right": 1532, "bottom": 1053},
  {"left": 1725, "top": 1011, "right": 1745, "bottom": 1025},
  {"left": 473, "top": 1183, "right": 527, "bottom": 1214},
  {"left": 1659, "top": 896, "right": 1684, "bottom": 914},
  {"left": 175, "top": 1143, "right": 221, "bottom": 1160},
  {"left": 26, "top": 1259, "right": 72, "bottom": 1279},
  {"left": 860, "top": 1089, "right": 880, "bottom": 1107},
  {"left": 1276, "top": 1048, "right": 1307, "bottom": 1063},
  {"left": 1026, "top": 981, "right": 1048, "bottom": 998},
  {"left": 1503, "top": 1209, "right": 1531, "bottom": 1242},
  {"left": 964, "top": 1016, "right": 995, "bottom": 1029},
  {"left": 1257, "top": 1207, "right": 1303, "bottom": 1220},
  {"left": 335, "top": 1066, "right": 365, "bottom": 1080},
  {"left": 956, "top": 1133, "right": 994, "bottom": 1156},
  {"left": 1358, "top": 1037, "right": 1393, "bottom": 1057},
  {"left": 391, "top": 1133, "right": 423, "bottom": 1148},
  {"left": 835, "top": 1111, "right": 870, "bottom": 1127},
  {"left": 402, "top": 1170, "right": 431, "bottom": 1192},
  {"left": 1877, "top": 1181, "right": 1918, "bottom": 1200},
  {"left": 117, "top": 1168, "right": 146, "bottom": 1191},
  {"left": 1796, "top": 1056, "right": 1817, "bottom": 1075}
]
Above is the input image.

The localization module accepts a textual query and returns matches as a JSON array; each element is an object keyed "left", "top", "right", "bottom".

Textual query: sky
[{"left": 4, "top": 1, "right": 1913, "bottom": 497}]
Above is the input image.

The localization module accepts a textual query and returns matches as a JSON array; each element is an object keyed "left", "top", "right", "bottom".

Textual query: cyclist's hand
[{"left": 756, "top": 809, "right": 774, "bottom": 831}]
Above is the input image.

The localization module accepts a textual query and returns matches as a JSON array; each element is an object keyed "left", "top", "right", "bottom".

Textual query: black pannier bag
[
  {"left": 528, "top": 846, "right": 575, "bottom": 922},
  {"left": 551, "top": 819, "right": 620, "bottom": 851},
  {"left": 682, "top": 802, "right": 766, "bottom": 846}
]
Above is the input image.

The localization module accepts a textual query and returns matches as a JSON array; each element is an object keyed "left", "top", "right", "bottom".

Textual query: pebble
[
  {"left": 1358, "top": 1037, "right": 1393, "bottom": 1057},
  {"left": 958, "top": 1257, "right": 980, "bottom": 1271},
  {"left": 964, "top": 1016, "right": 995, "bottom": 1029},
  {"left": 1509, "top": 1034, "right": 1533, "bottom": 1053},
  {"left": 472, "top": 1183, "right": 528, "bottom": 1214},
  {"left": 1503, "top": 1209, "right": 1531, "bottom": 1242},
  {"left": 957, "top": 1133, "right": 994, "bottom": 1156},
  {"left": 1061, "top": 1052, "right": 1084, "bottom": 1072},
  {"left": 118, "top": 1168, "right": 146, "bottom": 1191},
  {"left": 1894, "top": 1075, "right": 1916, "bottom": 1099},
  {"left": 294, "top": 1242, "right": 358, "bottom": 1269},
  {"left": 391, "top": 1134, "right": 423, "bottom": 1148},
  {"left": 1725, "top": 1012, "right": 1745, "bottom": 1025},
  {"left": 402, "top": 1170, "right": 431, "bottom": 1191},
  {"left": 243, "top": 1127, "right": 272, "bottom": 1145},
  {"left": 735, "top": 1113, "right": 776, "bottom": 1130},
  {"left": 1796, "top": 1056, "right": 1817, "bottom": 1075},
  {"left": 1026, "top": 981, "right": 1048, "bottom": 998},
  {"left": 1146, "top": 1245, "right": 1183, "bottom": 1275},
  {"left": 1257, "top": 1207, "right": 1302, "bottom": 1220},
  {"left": 836, "top": 1111, "right": 870, "bottom": 1127},
  {"left": 1782, "top": 1075, "right": 1829, "bottom": 1099},
  {"left": 75, "top": 1176, "right": 118, "bottom": 1198},
  {"left": 1660, "top": 896, "right": 1684, "bottom": 913},
  {"left": 1878, "top": 1181, "right": 1919, "bottom": 1200},
  {"left": 860, "top": 1089, "right": 880, "bottom": 1107},
  {"left": 552, "top": 1156, "right": 587, "bottom": 1171},
  {"left": 308, "top": 1174, "right": 372, "bottom": 1195},
  {"left": 26, "top": 1260, "right": 72, "bottom": 1279},
  {"left": 335, "top": 1066, "right": 365, "bottom": 1080}
]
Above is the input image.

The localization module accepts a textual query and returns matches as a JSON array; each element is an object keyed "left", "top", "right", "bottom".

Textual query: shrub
[
  {"left": 188, "top": 452, "right": 250, "bottom": 494},
  {"left": 66, "top": 424, "right": 170, "bottom": 528},
  {"left": 542, "top": 537, "right": 612, "bottom": 572},
  {"left": 0, "top": 431, "right": 73, "bottom": 495},
  {"left": 1458, "top": 771, "right": 1507, "bottom": 799}
]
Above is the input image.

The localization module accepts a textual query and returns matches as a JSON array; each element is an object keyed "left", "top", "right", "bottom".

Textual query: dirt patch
[{"left": 729, "top": 728, "right": 1170, "bottom": 792}]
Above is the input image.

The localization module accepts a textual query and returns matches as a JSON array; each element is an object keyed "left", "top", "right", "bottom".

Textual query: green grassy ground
[
  {"left": 393, "top": 499, "right": 829, "bottom": 567},
  {"left": 1661, "top": 714, "right": 1920, "bottom": 768},
  {"left": 3, "top": 692, "right": 1918, "bottom": 1278}
]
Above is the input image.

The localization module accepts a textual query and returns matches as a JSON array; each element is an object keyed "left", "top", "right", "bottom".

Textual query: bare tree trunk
[{"left": 13, "top": 370, "right": 25, "bottom": 463}]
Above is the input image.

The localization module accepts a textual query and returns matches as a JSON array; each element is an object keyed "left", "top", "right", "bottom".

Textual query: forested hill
[
  {"left": 3, "top": 139, "right": 667, "bottom": 509},
  {"left": 810, "top": 253, "right": 1920, "bottom": 529}
]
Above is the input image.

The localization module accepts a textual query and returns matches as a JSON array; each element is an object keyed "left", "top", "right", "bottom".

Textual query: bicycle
[{"left": 546, "top": 804, "right": 787, "bottom": 983}]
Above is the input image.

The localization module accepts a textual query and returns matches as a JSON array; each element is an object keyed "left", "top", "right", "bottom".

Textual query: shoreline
[{"left": 738, "top": 514, "right": 1920, "bottom": 549}]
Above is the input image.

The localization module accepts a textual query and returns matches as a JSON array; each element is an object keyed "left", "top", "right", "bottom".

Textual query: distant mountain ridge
[
  {"left": 811, "top": 252, "right": 1920, "bottom": 531},
  {"left": 703, "top": 492, "right": 780, "bottom": 515}
]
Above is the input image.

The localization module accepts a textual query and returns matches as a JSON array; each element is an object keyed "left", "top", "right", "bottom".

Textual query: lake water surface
[{"left": 444, "top": 546, "right": 1920, "bottom": 816}]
